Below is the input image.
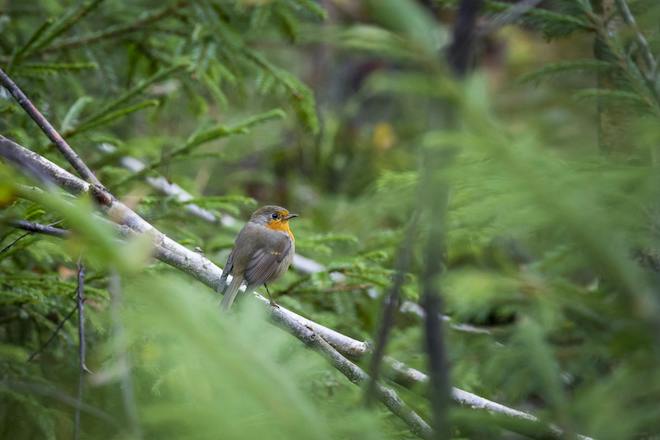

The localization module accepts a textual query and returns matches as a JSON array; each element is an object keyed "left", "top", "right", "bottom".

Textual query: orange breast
[{"left": 266, "top": 220, "right": 295, "bottom": 242}]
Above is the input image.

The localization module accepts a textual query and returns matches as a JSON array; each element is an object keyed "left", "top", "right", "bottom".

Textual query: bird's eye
[{"left": 271, "top": 213, "right": 278, "bottom": 219}]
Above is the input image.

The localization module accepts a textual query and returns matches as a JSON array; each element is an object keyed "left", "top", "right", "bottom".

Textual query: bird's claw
[{"left": 269, "top": 299, "right": 280, "bottom": 308}]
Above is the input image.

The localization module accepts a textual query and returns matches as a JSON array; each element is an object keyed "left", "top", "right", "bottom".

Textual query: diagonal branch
[
  {"left": 26, "top": 303, "right": 78, "bottom": 362},
  {"left": 273, "top": 310, "right": 433, "bottom": 439},
  {"left": 0, "top": 67, "right": 101, "bottom": 185},
  {"left": 0, "top": 134, "right": 427, "bottom": 437}
]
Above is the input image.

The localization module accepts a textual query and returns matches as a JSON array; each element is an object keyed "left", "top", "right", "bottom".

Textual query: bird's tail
[{"left": 220, "top": 274, "right": 244, "bottom": 311}]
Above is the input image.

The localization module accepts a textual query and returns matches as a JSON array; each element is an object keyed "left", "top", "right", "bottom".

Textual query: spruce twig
[
  {"left": 44, "top": 1, "right": 187, "bottom": 53},
  {"left": 614, "top": 0, "right": 657, "bottom": 79}
]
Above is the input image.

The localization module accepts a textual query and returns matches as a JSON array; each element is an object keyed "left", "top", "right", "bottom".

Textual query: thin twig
[
  {"left": 44, "top": 2, "right": 187, "bottom": 53},
  {"left": 1, "top": 380, "right": 118, "bottom": 427},
  {"left": 27, "top": 303, "right": 78, "bottom": 362},
  {"left": 0, "top": 67, "right": 101, "bottom": 185},
  {"left": 76, "top": 258, "right": 90, "bottom": 373},
  {"left": 0, "top": 231, "right": 32, "bottom": 255}
]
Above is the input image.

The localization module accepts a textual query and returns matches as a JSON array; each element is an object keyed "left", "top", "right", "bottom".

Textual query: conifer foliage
[{"left": 1, "top": 1, "right": 660, "bottom": 439}]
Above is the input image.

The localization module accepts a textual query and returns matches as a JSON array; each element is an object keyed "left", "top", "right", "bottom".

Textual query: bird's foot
[{"left": 269, "top": 299, "right": 280, "bottom": 308}]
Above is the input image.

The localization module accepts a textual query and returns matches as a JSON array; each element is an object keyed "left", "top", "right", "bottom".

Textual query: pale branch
[
  {"left": 386, "top": 359, "right": 594, "bottom": 440},
  {"left": 0, "top": 135, "right": 583, "bottom": 438},
  {"left": 271, "top": 311, "right": 433, "bottom": 439},
  {"left": 0, "top": 67, "right": 101, "bottom": 185},
  {"left": 0, "top": 135, "right": 427, "bottom": 436},
  {"left": 98, "top": 144, "right": 231, "bottom": 226}
]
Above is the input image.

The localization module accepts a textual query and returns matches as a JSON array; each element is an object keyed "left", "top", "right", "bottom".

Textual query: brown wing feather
[{"left": 244, "top": 237, "right": 292, "bottom": 287}]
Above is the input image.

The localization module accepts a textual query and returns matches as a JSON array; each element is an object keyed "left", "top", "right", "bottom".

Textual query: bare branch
[
  {"left": 76, "top": 260, "right": 91, "bottom": 372},
  {"left": 271, "top": 311, "right": 433, "bottom": 439},
  {"left": 386, "top": 359, "right": 594, "bottom": 440},
  {"left": 9, "top": 220, "right": 70, "bottom": 238},
  {"left": 0, "top": 67, "right": 101, "bottom": 185}
]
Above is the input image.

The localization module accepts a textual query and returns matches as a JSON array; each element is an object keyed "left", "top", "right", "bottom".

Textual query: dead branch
[{"left": 0, "top": 67, "right": 101, "bottom": 185}]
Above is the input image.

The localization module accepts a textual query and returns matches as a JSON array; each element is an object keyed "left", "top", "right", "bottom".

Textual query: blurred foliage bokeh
[{"left": 2, "top": 0, "right": 660, "bottom": 438}]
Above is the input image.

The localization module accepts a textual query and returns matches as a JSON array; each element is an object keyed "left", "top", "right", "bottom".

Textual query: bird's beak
[{"left": 284, "top": 213, "right": 298, "bottom": 220}]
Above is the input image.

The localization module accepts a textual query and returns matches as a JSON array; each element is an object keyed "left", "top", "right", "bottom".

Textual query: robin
[{"left": 219, "top": 205, "right": 297, "bottom": 310}]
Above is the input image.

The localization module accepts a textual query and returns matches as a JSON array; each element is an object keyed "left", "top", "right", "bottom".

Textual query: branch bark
[{"left": 272, "top": 310, "right": 433, "bottom": 439}]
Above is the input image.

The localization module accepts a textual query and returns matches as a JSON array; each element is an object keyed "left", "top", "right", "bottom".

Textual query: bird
[{"left": 219, "top": 205, "right": 297, "bottom": 310}]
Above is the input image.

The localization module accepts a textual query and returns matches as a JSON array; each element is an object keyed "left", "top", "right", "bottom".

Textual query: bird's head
[{"left": 249, "top": 205, "right": 298, "bottom": 239}]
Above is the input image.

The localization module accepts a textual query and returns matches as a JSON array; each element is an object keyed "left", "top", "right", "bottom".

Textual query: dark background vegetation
[{"left": 1, "top": 0, "right": 660, "bottom": 439}]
